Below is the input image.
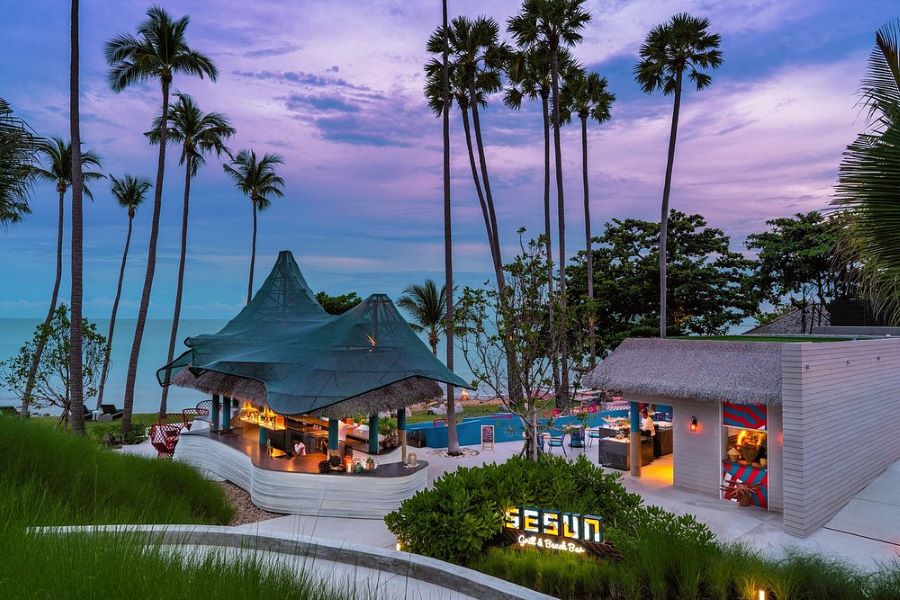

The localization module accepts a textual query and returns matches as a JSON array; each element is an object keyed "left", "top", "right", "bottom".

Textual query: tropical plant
[
  {"left": 425, "top": 16, "right": 508, "bottom": 290},
  {"left": 96, "top": 175, "right": 150, "bottom": 410},
  {"left": 148, "top": 93, "right": 234, "bottom": 417},
  {"left": 223, "top": 149, "right": 285, "bottom": 304},
  {"left": 0, "top": 97, "right": 40, "bottom": 224},
  {"left": 833, "top": 20, "right": 900, "bottom": 324},
  {"left": 105, "top": 5, "right": 218, "bottom": 434},
  {"left": 398, "top": 280, "right": 447, "bottom": 356},
  {"left": 21, "top": 138, "right": 103, "bottom": 417},
  {"left": 1, "top": 305, "right": 106, "bottom": 426},
  {"left": 314, "top": 291, "right": 361, "bottom": 315},
  {"left": 560, "top": 69, "right": 614, "bottom": 369},
  {"left": 69, "top": 0, "right": 88, "bottom": 435},
  {"left": 509, "top": 0, "right": 591, "bottom": 408},
  {"left": 566, "top": 212, "right": 760, "bottom": 356},
  {"left": 634, "top": 12, "right": 723, "bottom": 338}
]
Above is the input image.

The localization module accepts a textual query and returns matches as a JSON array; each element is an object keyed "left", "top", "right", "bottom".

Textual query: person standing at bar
[
  {"left": 338, "top": 417, "right": 360, "bottom": 455},
  {"left": 640, "top": 408, "right": 660, "bottom": 459}
]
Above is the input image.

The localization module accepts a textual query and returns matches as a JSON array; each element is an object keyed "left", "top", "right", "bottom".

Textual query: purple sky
[{"left": 1, "top": 0, "right": 896, "bottom": 319}]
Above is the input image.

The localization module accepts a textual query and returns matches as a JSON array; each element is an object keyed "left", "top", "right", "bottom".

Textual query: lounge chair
[
  {"left": 97, "top": 404, "right": 123, "bottom": 421},
  {"left": 568, "top": 427, "right": 585, "bottom": 449}
]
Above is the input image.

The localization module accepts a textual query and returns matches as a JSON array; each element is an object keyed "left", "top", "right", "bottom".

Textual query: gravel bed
[{"left": 217, "top": 481, "right": 283, "bottom": 526}]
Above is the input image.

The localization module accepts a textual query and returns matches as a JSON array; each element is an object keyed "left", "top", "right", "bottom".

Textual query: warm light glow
[
  {"left": 460, "top": 389, "right": 469, "bottom": 401},
  {"left": 690, "top": 417, "right": 698, "bottom": 432},
  {"left": 758, "top": 590, "right": 766, "bottom": 600},
  {"left": 395, "top": 541, "right": 403, "bottom": 551}
]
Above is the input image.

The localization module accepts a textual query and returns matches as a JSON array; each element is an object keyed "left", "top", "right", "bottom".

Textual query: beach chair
[
  {"left": 97, "top": 404, "right": 123, "bottom": 421},
  {"left": 546, "top": 429, "right": 566, "bottom": 456},
  {"left": 587, "top": 428, "right": 602, "bottom": 447},
  {"left": 181, "top": 407, "right": 209, "bottom": 430}
]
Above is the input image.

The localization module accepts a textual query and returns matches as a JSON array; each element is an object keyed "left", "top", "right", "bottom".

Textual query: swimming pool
[{"left": 406, "top": 408, "right": 631, "bottom": 448}]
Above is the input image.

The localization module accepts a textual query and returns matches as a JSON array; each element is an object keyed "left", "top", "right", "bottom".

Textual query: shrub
[
  {"left": 384, "top": 454, "right": 642, "bottom": 563},
  {"left": 87, "top": 420, "right": 148, "bottom": 446}
]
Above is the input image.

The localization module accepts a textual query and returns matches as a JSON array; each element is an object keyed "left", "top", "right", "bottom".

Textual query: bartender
[
  {"left": 338, "top": 417, "right": 360, "bottom": 455},
  {"left": 640, "top": 409, "right": 661, "bottom": 459},
  {"left": 291, "top": 438, "right": 306, "bottom": 457}
]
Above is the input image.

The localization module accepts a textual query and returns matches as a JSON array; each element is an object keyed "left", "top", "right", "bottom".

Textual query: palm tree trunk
[
  {"left": 468, "top": 83, "right": 504, "bottom": 290},
  {"left": 248, "top": 200, "right": 257, "bottom": 304},
  {"left": 97, "top": 210, "right": 132, "bottom": 410},
  {"left": 122, "top": 79, "right": 170, "bottom": 434},
  {"left": 659, "top": 71, "right": 682, "bottom": 338},
  {"left": 68, "top": 0, "right": 85, "bottom": 435},
  {"left": 21, "top": 188, "right": 65, "bottom": 416},
  {"left": 542, "top": 92, "right": 560, "bottom": 400},
  {"left": 460, "top": 106, "right": 497, "bottom": 278},
  {"left": 581, "top": 116, "right": 596, "bottom": 369},
  {"left": 550, "top": 43, "right": 569, "bottom": 409},
  {"left": 442, "top": 0, "right": 458, "bottom": 457},
  {"left": 159, "top": 154, "right": 192, "bottom": 418}
]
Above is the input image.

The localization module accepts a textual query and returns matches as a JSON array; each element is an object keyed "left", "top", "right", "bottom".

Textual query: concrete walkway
[{"left": 822, "top": 458, "right": 900, "bottom": 548}]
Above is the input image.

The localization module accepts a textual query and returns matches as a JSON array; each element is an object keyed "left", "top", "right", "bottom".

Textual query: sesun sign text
[{"left": 503, "top": 507, "right": 604, "bottom": 555}]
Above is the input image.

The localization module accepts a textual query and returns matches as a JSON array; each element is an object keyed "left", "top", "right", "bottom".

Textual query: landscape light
[
  {"left": 690, "top": 416, "right": 698, "bottom": 432},
  {"left": 758, "top": 590, "right": 766, "bottom": 600}
]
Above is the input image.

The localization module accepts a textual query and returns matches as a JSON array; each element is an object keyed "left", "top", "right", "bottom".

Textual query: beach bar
[
  {"left": 157, "top": 250, "right": 471, "bottom": 517},
  {"left": 585, "top": 337, "right": 900, "bottom": 537}
]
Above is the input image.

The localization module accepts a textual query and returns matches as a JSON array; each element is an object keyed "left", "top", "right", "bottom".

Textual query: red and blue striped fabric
[
  {"left": 723, "top": 402, "right": 767, "bottom": 430},
  {"left": 722, "top": 462, "right": 768, "bottom": 508}
]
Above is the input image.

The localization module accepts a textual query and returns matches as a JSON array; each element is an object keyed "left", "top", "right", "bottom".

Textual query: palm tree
[
  {"left": 0, "top": 98, "right": 39, "bottom": 224},
  {"left": 22, "top": 138, "right": 103, "bottom": 416},
  {"left": 223, "top": 150, "right": 285, "bottom": 302},
  {"left": 509, "top": 0, "right": 591, "bottom": 408},
  {"left": 148, "top": 93, "right": 234, "bottom": 417},
  {"left": 834, "top": 20, "right": 900, "bottom": 323},
  {"left": 439, "top": 0, "right": 460, "bottom": 456},
  {"left": 105, "top": 5, "right": 217, "bottom": 432},
  {"left": 560, "top": 69, "right": 614, "bottom": 368},
  {"left": 398, "top": 280, "right": 448, "bottom": 356},
  {"left": 426, "top": 17, "right": 508, "bottom": 290},
  {"left": 634, "top": 13, "right": 722, "bottom": 337},
  {"left": 505, "top": 45, "right": 575, "bottom": 399},
  {"left": 96, "top": 175, "right": 150, "bottom": 410},
  {"left": 68, "top": 0, "right": 88, "bottom": 434}
]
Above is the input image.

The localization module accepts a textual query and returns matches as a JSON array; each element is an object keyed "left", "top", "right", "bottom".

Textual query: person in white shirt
[
  {"left": 292, "top": 438, "right": 306, "bottom": 457},
  {"left": 640, "top": 409, "right": 661, "bottom": 458},
  {"left": 338, "top": 418, "right": 360, "bottom": 443}
]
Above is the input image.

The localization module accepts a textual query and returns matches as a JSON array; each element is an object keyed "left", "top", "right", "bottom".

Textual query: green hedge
[{"left": 384, "top": 454, "right": 711, "bottom": 563}]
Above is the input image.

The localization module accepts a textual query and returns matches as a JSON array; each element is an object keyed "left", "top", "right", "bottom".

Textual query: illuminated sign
[{"left": 502, "top": 507, "right": 604, "bottom": 555}]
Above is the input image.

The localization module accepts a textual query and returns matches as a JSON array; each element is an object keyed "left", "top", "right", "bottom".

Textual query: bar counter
[{"left": 174, "top": 425, "right": 428, "bottom": 518}]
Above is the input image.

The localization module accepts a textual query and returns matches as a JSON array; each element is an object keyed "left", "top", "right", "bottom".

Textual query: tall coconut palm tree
[
  {"left": 223, "top": 149, "right": 285, "bottom": 303},
  {"left": 23, "top": 138, "right": 103, "bottom": 416},
  {"left": 398, "top": 280, "right": 448, "bottom": 356},
  {"left": 509, "top": 0, "right": 591, "bottom": 408},
  {"left": 105, "top": 5, "right": 217, "bottom": 433},
  {"left": 439, "top": 0, "right": 460, "bottom": 457},
  {"left": 560, "top": 69, "right": 614, "bottom": 369},
  {"left": 834, "top": 20, "right": 900, "bottom": 323},
  {"left": 505, "top": 45, "right": 574, "bottom": 399},
  {"left": 148, "top": 93, "right": 234, "bottom": 417},
  {"left": 0, "top": 98, "right": 39, "bottom": 224},
  {"left": 426, "top": 17, "right": 508, "bottom": 290},
  {"left": 634, "top": 13, "right": 722, "bottom": 338},
  {"left": 96, "top": 175, "right": 150, "bottom": 411},
  {"left": 68, "top": 0, "right": 88, "bottom": 434}
]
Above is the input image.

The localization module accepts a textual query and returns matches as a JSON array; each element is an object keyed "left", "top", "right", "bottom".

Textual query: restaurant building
[
  {"left": 585, "top": 337, "right": 900, "bottom": 537},
  {"left": 157, "top": 250, "right": 471, "bottom": 518}
]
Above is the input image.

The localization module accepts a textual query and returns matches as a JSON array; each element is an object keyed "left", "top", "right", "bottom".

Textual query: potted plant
[{"left": 721, "top": 480, "right": 760, "bottom": 507}]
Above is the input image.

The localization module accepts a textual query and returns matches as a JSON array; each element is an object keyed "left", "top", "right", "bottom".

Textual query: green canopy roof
[{"left": 158, "top": 250, "right": 470, "bottom": 415}]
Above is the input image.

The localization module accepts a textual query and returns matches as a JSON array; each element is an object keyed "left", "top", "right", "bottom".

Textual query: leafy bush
[
  {"left": 385, "top": 454, "right": 643, "bottom": 563},
  {"left": 87, "top": 420, "right": 148, "bottom": 446}
]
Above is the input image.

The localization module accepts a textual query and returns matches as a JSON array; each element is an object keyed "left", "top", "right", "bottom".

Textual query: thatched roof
[
  {"left": 172, "top": 368, "right": 443, "bottom": 418},
  {"left": 583, "top": 338, "right": 783, "bottom": 405}
]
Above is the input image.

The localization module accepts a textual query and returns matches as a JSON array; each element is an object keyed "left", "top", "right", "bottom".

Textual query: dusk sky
[{"left": 1, "top": 0, "right": 897, "bottom": 320}]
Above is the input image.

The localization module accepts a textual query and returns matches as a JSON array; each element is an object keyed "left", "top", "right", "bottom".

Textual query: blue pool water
[{"left": 408, "top": 409, "right": 632, "bottom": 448}]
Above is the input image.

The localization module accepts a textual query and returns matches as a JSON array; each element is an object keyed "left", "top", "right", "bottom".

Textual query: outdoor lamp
[
  {"left": 758, "top": 590, "right": 766, "bottom": 600},
  {"left": 690, "top": 416, "right": 698, "bottom": 432}
]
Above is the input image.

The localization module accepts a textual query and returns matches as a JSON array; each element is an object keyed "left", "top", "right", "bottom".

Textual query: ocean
[{"left": 0, "top": 317, "right": 227, "bottom": 415}]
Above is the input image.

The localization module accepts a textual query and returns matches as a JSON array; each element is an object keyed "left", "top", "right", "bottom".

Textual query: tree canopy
[
  {"left": 566, "top": 211, "right": 760, "bottom": 356},
  {"left": 314, "top": 291, "right": 361, "bottom": 315}
]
